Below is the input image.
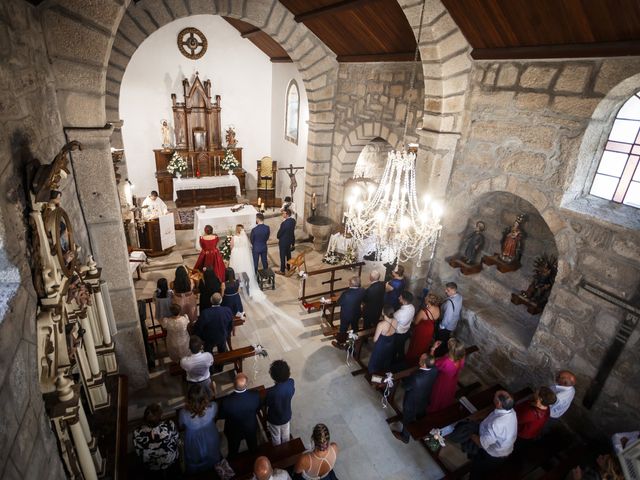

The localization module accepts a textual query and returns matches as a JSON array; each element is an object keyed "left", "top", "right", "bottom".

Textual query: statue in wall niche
[
  {"left": 446, "top": 220, "right": 485, "bottom": 275},
  {"left": 511, "top": 254, "right": 557, "bottom": 315},
  {"left": 161, "top": 119, "right": 172, "bottom": 150},
  {"left": 225, "top": 126, "right": 237, "bottom": 148},
  {"left": 500, "top": 214, "right": 525, "bottom": 264}
]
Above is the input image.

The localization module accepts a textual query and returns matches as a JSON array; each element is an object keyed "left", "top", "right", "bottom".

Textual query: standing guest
[
  {"left": 405, "top": 293, "right": 440, "bottom": 367},
  {"left": 427, "top": 337, "right": 466, "bottom": 412},
  {"left": 362, "top": 270, "right": 385, "bottom": 329},
  {"left": 368, "top": 305, "right": 398, "bottom": 374},
  {"left": 159, "top": 303, "right": 190, "bottom": 363},
  {"left": 250, "top": 213, "right": 270, "bottom": 271},
  {"left": 515, "top": 386, "right": 557, "bottom": 444},
  {"left": 392, "top": 354, "right": 439, "bottom": 444},
  {"left": 280, "top": 195, "right": 296, "bottom": 216},
  {"left": 392, "top": 291, "right": 415, "bottom": 364},
  {"left": 469, "top": 391, "right": 517, "bottom": 479},
  {"left": 221, "top": 267, "right": 244, "bottom": 316},
  {"left": 194, "top": 293, "right": 233, "bottom": 354},
  {"left": 333, "top": 276, "right": 366, "bottom": 346},
  {"left": 198, "top": 269, "right": 222, "bottom": 311},
  {"left": 180, "top": 336, "right": 214, "bottom": 397},
  {"left": 434, "top": 282, "right": 463, "bottom": 357},
  {"left": 294, "top": 424, "right": 339, "bottom": 480},
  {"left": 550, "top": 370, "right": 577, "bottom": 419},
  {"left": 384, "top": 265, "right": 406, "bottom": 310},
  {"left": 193, "top": 225, "right": 226, "bottom": 282},
  {"left": 276, "top": 208, "right": 296, "bottom": 275},
  {"left": 219, "top": 373, "right": 261, "bottom": 458},
  {"left": 133, "top": 403, "right": 180, "bottom": 479},
  {"left": 178, "top": 384, "right": 222, "bottom": 474},
  {"left": 142, "top": 190, "right": 168, "bottom": 220},
  {"left": 172, "top": 266, "right": 197, "bottom": 324},
  {"left": 252, "top": 456, "right": 292, "bottom": 480},
  {"left": 154, "top": 277, "right": 173, "bottom": 323},
  {"left": 264, "top": 360, "right": 295, "bottom": 446}
]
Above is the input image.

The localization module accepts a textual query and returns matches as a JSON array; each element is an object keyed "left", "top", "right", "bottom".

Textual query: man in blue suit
[
  {"left": 276, "top": 208, "right": 296, "bottom": 274},
  {"left": 333, "top": 276, "right": 365, "bottom": 346},
  {"left": 219, "top": 373, "right": 261, "bottom": 458},
  {"left": 193, "top": 293, "right": 233, "bottom": 355},
  {"left": 250, "top": 213, "right": 270, "bottom": 271},
  {"left": 392, "top": 353, "right": 439, "bottom": 443}
]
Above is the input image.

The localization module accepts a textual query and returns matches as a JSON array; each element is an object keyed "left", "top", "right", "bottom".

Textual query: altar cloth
[{"left": 173, "top": 175, "right": 241, "bottom": 202}]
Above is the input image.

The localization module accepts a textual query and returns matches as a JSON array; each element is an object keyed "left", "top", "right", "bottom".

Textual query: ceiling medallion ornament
[{"left": 177, "top": 27, "right": 208, "bottom": 59}]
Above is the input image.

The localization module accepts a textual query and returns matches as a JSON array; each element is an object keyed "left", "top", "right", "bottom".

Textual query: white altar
[
  {"left": 194, "top": 205, "right": 258, "bottom": 250},
  {"left": 173, "top": 175, "right": 241, "bottom": 202}
]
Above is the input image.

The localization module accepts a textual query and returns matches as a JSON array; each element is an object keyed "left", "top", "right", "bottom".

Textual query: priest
[{"left": 142, "top": 190, "right": 168, "bottom": 220}]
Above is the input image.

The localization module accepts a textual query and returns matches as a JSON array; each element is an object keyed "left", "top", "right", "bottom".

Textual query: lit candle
[
  {"left": 311, "top": 192, "right": 317, "bottom": 209},
  {"left": 257, "top": 197, "right": 261, "bottom": 206},
  {"left": 261, "top": 202, "right": 265, "bottom": 211}
]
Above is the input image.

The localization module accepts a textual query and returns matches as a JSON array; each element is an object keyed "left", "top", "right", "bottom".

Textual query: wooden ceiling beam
[
  {"left": 294, "top": 0, "right": 376, "bottom": 23},
  {"left": 271, "top": 56, "right": 294, "bottom": 63},
  {"left": 337, "top": 52, "right": 417, "bottom": 62},
  {"left": 241, "top": 28, "right": 262, "bottom": 39},
  {"left": 471, "top": 40, "right": 640, "bottom": 60}
]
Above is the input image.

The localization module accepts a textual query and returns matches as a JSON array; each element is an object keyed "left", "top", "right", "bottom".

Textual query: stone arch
[{"left": 562, "top": 71, "right": 640, "bottom": 230}]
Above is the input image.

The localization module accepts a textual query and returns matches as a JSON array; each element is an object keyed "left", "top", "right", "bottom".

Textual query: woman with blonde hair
[
  {"left": 294, "top": 424, "right": 339, "bottom": 479},
  {"left": 427, "top": 337, "right": 466, "bottom": 412},
  {"left": 159, "top": 303, "right": 190, "bottom": 363},
  {"left": 229, "top": 223, "right": 265, "bottom": 301}
]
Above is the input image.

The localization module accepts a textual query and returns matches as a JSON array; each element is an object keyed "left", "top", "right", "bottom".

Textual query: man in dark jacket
[
  {"left": 392, "top": 353, "right": 439, "bottom": 443},
  {"left": 332, "top": 276, "right": 365, "bottom": 346},
  {"left": 276, "top": 208, "right": 296, "bottom": 274},
  {"left": 362, "top": 270, "right": 385, "bottom": 329},
  {"left": 193, "top": 293, "right": 233, "bottom": 354},
  {"left": 250, "top": 213, "right": 270, "bottom": 271},
  {"left": 219, "top": 373, "right": 261, "bottom": 458}
]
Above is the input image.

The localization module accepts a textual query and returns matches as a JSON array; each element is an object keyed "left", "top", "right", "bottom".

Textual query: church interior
[{"left": 1, "top": 0, "right": 639, "bottom": 479}]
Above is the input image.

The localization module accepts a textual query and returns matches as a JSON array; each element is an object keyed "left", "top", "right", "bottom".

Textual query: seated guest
[
  {"left": 178, "top": 384, "right": 221, "bottom": 474},
  {"left": 160, "top": 303, "right": 190, "bottom": 363},
  {"left": 221, "top": 267, "right": 244, "bottom": 316},
  {"left": 265, "top": 360, "right": 295, "bottom": 446},
  {"left": 384, "top": 264, "right": 406, "bottom": 310},
  {"left": 180, "top": 336, "right": 214, "bottom": 397},
  {"left": 550, "top": 370, "right": 576, "bottom": 419},
  {"left": 392, "top": 353, "right": 439, "bottom": 444},
  {"left": 392, "top": 291, "right": 415, "bottom": 363},
  {"left": 294, "top": 424, "right": 339, "bottom": 480},
  {"left": 570, "top": 453, "right": 623, "bottom": 480},
  {"left": 362, "top": 270, "right": 385, "bottom": 329},
  {"left": 405, "top": 293, "right": 440, "bottom": 367},
  {"left": 333, "top": 276, "right": 366, "bottom": 347},
  {"left": 368, "top": 305, "right": 398, "bottom": 374},
  {"left": 172, "top": 265, "right": 197, "bottom": 323},
  {"left": 219, "top": 373, "right": 261, "bottom": 458},
  {"left": 515, "top": 386, "right": 556, "bottom": 443},
  {"left": 434, "top": 282, "right": 462, "bottom": 357},
  {"left": 252, "top": 456, "right": 292, "bottom": 480},
  {"left": 153, "top": 277, "right": 173, "bottom": 323},
  {"left": 194, "top": 293, "right": 233, "bottom": 354},
  {"left": 469, "top": 390, "right": 517, "bottom": 479},
  {"left": 199, "top": 269, "right": 222, "bottom": 311},
  {"left": 133, "top": 403, "right": 179, "bottom": 479},
  {"left": 427, "top": 337, "right": 466, "bottom": 412}
]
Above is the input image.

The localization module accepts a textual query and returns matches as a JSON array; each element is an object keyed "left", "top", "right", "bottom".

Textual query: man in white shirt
[
  {"left": 179, "top": 336, "right": 214, "bottom": 397},
  {"left": 470, "top": 390, "right": 517, "bottom": 479},
  {"left": 252, "top": 456, "right": 291, "bottom": 480},
  {"left": 393, "top": 291, "right": 415, "bottom": 363},
  {"left": 550, "top": 370, "right": 576, "bottom": 418},
  {"left": 435, "top": 282, "right": 463, "bottom": 356},
  {"left": 142, "top": 190, "right": 168, "bottom": 220}
]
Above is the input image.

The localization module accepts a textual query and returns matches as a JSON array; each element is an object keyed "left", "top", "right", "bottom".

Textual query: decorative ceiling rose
[{"left": 177, "top": 27, "right": 208, "bottom": 59}]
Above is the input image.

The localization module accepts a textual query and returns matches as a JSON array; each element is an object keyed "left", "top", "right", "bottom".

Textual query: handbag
[{"left": 214, "top": 457, "right": 235, "bottom": 480}]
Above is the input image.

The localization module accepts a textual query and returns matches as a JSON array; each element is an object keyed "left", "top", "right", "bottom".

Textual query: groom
[
  {"left": 276, "top": 208, "right": 296, "bottom": 275},
  {"left": 250, "top": 213, "right": 270, "bottom": 271}
]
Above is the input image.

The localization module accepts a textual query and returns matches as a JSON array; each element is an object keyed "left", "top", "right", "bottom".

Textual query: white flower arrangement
[
  {"left": 167, "top": 152, "right": 187, "bottom": 175},
  {"left": 221, "top": 149, "right": 239, "bottom": 171},
  {"left": 428, "top": 428, "right": 447, "bottom": 448}
]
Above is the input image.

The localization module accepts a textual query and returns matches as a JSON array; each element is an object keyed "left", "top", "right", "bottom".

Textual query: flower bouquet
[
  {"left": 219, "top": 236, "right": 232, "bottom": 261},
  {"left": 221, "top": 149, "right": 239, "bottom": 173},
  {"left": 167, "top": 152, "right": 187, "bottom": 178},
  {"left": 425, "top": 428, "right": 446, "bottom": 452}
]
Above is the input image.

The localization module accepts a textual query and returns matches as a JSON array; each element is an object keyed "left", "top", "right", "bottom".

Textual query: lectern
[{"left": 140, "top": 213, "right": 176, "bottom": 256}]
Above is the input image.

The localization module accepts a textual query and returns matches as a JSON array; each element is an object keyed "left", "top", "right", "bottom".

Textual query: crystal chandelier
[{"left": 344, "top": 0, "right": 441, "bottom": 266}]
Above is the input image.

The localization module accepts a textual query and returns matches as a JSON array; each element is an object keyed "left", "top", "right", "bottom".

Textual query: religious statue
[
  {"left": 461, "top": 221, "right": 485, "bottom": 264},
  {"left": 66, "top": 274, "right": 92, "bottom": 309},
  {"left": 161, "top": 119, "right": 172, "bottom": 150},
  {"left": 286, "top": 164, "right": 298, "bottom": 198},
  {"left": 521, "top": 254, "right": 557, "bottom": 305},
  {"left": 500, "top": 214, "right": 525, "bottom": 264},
  {"left": 225, "top": 126, "right": 237, "bottom": 148}
]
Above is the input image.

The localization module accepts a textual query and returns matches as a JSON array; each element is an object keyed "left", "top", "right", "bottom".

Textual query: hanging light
[{"left": 344, "top": 0, "right": 441, "bottom": 266}]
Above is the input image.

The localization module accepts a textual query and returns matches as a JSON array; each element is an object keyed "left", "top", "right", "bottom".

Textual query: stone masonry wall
[
  {"left": 0, "top": 1, "right": 71, "bottom": 478},
  {"left": 436, "top": 58, "right": 640, "bottom": 436}
]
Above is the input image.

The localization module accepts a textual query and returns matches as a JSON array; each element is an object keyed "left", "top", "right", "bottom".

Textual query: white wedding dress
[{"left": 229, "top": 231, "right": 266, "bottom": 301}]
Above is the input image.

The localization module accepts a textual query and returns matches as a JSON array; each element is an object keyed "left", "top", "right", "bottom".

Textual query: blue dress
[
  {"left": 368, "top": 329, "right": 396, "bottom": 374},
  {"left": 384, "top": 278, "right": 405, "bottom": 310},
  {"left": 222, "top": 280, "right": 243, "bottom": 316},
  {"left": 178, "top": 404, "right": 221, "bottom": 473}
]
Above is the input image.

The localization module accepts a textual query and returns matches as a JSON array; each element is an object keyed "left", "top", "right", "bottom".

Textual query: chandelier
[{"left": 344, "top": 0, "right": 441, "bottom": 266}]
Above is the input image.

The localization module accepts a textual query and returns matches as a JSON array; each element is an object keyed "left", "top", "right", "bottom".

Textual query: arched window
[
  {"left": 285, "top": 80, "right": 300, "bottom": 144},
  {"left": 589, "top": 92, "right": 640, "bottom": 208}
]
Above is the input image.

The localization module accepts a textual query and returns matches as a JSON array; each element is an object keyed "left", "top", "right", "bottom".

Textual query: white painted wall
[
  {"left": 120, "top": 15, "right": 272, "bottom": 196},
  {"left": 271, "top": 63, "right": 309, "bottom": 216}
]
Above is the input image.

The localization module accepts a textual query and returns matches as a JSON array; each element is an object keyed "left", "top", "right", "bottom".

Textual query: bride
[{"left": 229, "top": 224, "right": 266, "bottom": 301}]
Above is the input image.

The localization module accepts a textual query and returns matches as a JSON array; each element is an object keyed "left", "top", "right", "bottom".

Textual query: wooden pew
[
  {"left": 228, "top": 437, "right": 305, "bottom": 479},
  {"left": 170, "top": 345, "right": 257, "bottom": 377},
  {"left": 349, "top": 327, "right": 377, "bottom": 375}
]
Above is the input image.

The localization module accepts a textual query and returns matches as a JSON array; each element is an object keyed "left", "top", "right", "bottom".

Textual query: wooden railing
[{"left": 299, "top": 261, "right": 365, "bottom": 310}]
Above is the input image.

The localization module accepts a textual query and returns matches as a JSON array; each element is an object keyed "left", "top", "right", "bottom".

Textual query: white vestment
[
  {"left": 142, "top": 196, "right": 168, "bottom": 220},
  {"left": 229, "top": 231, "right": 265, "bottom": 301}
]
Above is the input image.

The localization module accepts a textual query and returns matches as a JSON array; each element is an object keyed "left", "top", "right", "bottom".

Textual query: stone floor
[{"left": 128, "top": 219, "right": 459, "bottom": 479}]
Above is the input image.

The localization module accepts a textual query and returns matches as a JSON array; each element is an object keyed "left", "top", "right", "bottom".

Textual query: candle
[
  {"left": 311, "top": 192, "right": 317, "bottom": 209},
  {"left": 257, "top": 197, "right": 261, "bottom": 206},
  {"left": 261, "top": 202, "right": 265, "bottom": 211}
]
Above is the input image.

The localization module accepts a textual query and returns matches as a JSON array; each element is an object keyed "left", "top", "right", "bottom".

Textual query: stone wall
[
  {"left": 436, "top": 57, "right": 640, "bottom": 436},
  {"left": 0, "top": 1, "right": 70, "bottom": 478}
]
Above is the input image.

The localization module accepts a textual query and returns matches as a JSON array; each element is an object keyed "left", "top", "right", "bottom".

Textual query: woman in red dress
[
  {"left": 405, "top": 293, "right": 440, "bottom": 367},
  {"left": 427, "top": 337, "right": 466, "bottom": 412},
  {"left": 193, "top": 225, "right": 226, "bottom": 283}
]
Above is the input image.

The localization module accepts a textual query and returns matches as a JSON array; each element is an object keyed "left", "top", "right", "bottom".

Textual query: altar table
[
  {"left": 173, "top": 175, "right": 241, "bottom": 207},
  {"left": 194, "top": 205, "right": 258, "bottom": 250}
]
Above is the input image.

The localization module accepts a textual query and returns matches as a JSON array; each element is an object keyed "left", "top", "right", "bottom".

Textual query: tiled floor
[{"left": 129, "top": 218, "right": 446, "bottom": 479}]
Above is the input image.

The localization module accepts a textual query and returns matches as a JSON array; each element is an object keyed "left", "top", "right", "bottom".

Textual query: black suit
[
  {"left": 193, "top": 305, "right": 233, "bottom": 354},
  {"left": 401, "top": 367, "right": 439, "bottom": 441},
  {"left": 362, "top": 281, "right": 386, "bottom": 329},
  {"left": 219, "top": 389, "right": 261, "bottom": 458},
  {"left": 276, "top": 217, "right": 296, "bottom": 273},
  {"left": 337, "top": 287, "right": 365, "bottom": 334}
]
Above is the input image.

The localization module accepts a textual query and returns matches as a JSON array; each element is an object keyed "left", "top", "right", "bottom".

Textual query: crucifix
[
  {"left": 278, "top": 164, "right": 304, "bottom": 199},
  {"left": 579, "top": 279, "right": 640, "bottom": 409}
]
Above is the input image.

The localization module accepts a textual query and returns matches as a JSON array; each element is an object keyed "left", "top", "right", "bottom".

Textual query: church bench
[
  {"left": 348, "top": 327, "right": 378, "bottom": 375},
  {"left": 169, "top": 345, "right": 257, "bottom": 377},
  {"left": 227, "top": 437, "right": 305, "bottom": 479}
]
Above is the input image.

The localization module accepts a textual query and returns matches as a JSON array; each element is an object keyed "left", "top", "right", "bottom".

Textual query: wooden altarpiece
[{"left": 29, "top": 142, "right": 121, "bottom": 479}]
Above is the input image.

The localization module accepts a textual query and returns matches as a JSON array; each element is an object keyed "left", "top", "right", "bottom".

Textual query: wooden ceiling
[
  {"left": 442, "top": 0, "right": 640, "bottom": 59},
  {"left": 223, "top": 18, "right": 292, "bottom": 63}
]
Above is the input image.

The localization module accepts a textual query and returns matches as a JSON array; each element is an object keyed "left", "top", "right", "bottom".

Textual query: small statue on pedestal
[
  {"left": 511, "top": 254, "right": 557, "bottom": 314},
  {"left": 225, "top": 126, "right": 237, "bottom": 148},
  {"left": 482, "top": 214, "right": 526, "bottom": 273},
  {"left": 447, "top": 220, "right": 485, "bottom": 275},
  {"left": 161, "top": 120, "right": 172, "bottom": 150}
]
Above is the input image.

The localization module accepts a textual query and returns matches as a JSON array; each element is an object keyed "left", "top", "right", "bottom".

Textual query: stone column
[
  {"left": 69, "top": 417, "right": 98, "bottom": 480},
  {"left": 64, "top": 126, "right": 148, "bottom": 390}
]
